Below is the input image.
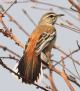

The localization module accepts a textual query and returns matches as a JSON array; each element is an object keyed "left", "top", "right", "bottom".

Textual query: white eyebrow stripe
[{"left": 41, "top": 13, "right": 55, "bottom": 20}]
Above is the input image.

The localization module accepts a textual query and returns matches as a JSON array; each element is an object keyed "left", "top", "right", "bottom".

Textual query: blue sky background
[{"left": 0, "top": 0, "right": 80, "bottom": 91}]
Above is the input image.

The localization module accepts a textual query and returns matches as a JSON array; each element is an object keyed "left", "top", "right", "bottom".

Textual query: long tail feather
[{"left": 18, "top": 55, "right": 41, "bottom": 84}]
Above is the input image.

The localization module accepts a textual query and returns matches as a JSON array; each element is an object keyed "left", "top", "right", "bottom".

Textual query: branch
[
  {"left": 22, "top": 9, "right": 36, "bottom": 26},
  {"left": 68, "top": 75, "right": 80, "bottom": 87},
  {"left": 32, "top": 6, "right": 53, "bottom": 11},
  {"left": 61, "top": 71, "right": 75, "bottom": 91},
  {"left": 68, "top": 0, "right": 80, "bottom": 12},
  {"left": 0, "top": 58, "right": 20, "bottom": 77},
  {"left": 3, "top": 0, "right": 17, "bottom": 15},
  {"left": 0, "top": 44, "right": 21, "bottom": 58},
  {"left": 42, "top": 59, "right": 80, "bottom": 87},
  {"left": 31, "top": 0, "right": 74, "bottom": 12},
  {"left": 0, "top": 29, "right": 25, "bottom": 48},
  {"left": 0, "top": 56, "right": 19, "bottom": 62},
  {"left": 64, "top": 20, "right": 80, "bottom": 31},
  {"left": 55, "top": 23, "right": 80, "bottom": 33},
  {"left": 2, "top": 0, "right": 30, "bottom": 4},
  {"left": 49, "top": 71, "right": 58, "bottom": 91},
  {"left": 0, "top": 58, "right": 49, "bottom": 91},
  {"left": 7, "top": 14, "right": 29, "bottom": 36},
  {"left": 0, "top": 5, "right": 30, "bottom": 36},
  {"left": 44, "top": 73, "right": 57, "bottom": 91},
  {"left": 61, "top": 59, "right": 75, "bottom": 91},
  {"left": 54, "top": 46, "right": 80, "bottom": 66}
]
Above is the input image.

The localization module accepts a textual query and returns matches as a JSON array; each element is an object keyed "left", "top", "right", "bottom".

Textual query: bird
[{"left": 18, "top": 12, "right": 64, "bottom": 84}]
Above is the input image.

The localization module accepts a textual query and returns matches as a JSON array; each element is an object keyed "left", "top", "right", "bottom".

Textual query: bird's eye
[{"left": 49, "top": 15, "right": 53, "bottom": 18}]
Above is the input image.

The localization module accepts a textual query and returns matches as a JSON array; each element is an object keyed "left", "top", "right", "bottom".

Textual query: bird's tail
[{"left": 18, "top": 54, "right": 41, "bottom": 84}]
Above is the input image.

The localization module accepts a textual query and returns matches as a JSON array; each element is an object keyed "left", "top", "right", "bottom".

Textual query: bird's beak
[{"left": 56, "top": 14, "right": 64, "bottom": 17}]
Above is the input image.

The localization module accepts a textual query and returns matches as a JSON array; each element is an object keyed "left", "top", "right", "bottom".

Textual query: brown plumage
[
  {"left": 18, "top": 25, "right": 56, "bottom": 83},
  {"left": 18, "top": 12, "right": 63, "bottom": 84}
]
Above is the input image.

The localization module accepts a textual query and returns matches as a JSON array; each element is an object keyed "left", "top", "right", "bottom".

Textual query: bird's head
[{"left": 39, "top": 12, "right": 64, "bottom": 25}]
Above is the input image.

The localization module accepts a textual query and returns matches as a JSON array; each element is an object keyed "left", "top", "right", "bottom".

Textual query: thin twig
[
  {"left": 31, "top": 0, "right": 77, "bottom": 12},
  {"left": 44, "top": 74, "right": 57, "bottom": 91},
  {"left": 0, "top": 56, "right": 19, "bottom": 62},
  {"left": 70, "top": 7, "right": 79, "bottom": 12},
  {"left": 22, "top": 9, "right": 36, "bottom": 26},
  {"left": 71, "top": 52, "right": 80, "bottom": 79},
  {"left": 41, "top": 51, "right": 80, "bottom": 81},
  {"left": 61, "top": 58, "right": 75, "bottom": 91},
  {"left": 52, "top": 59, "right": 80, "bottom": 80},
  {"left": 0, "top": 44, "right": 21, "bottom": 58},
  {"left": 1, "top": 0, "right": 30, "bottom": 4},
  {"left": 0, "top": 29, "right": 25, "bottom": 48},
  {"left": 0, "top": 5, "right": 30, "bottom": 36},
  {"left": 33, "top": 83, "right": 49, "bottom": 91},
  {"left": 68, "top": 0, "right": 80, "bottom": 12},
  {"left": 3, "top": 0, "right": 17, "bottom": 15},
  {"left": 55, "top": 23, "right": 80, "bottom": 33},
  {"left": 43, "top": 59, "right": 80, "bottom": 87},
  {"left": 0, "top": 58, "right": 20, "bottom": 77},
  {"left": 64, "top": 20, "right": 80, "bottom": 31},
  {"left": 44, "top": 55, "right": 80, "bottom": 87},
  {"left": 32, "top": 6, "right": 53, "bottom": 11},
  {"left": 54, "top": 46, "right": 80, "bottom": 66},
  {"left": 77, "top": 40, "right": 80, "bottom": 49},
  {"left": 0, "top": 58, "right": 49, "bottom": 91},
  {"left": 68, "top": 75, "right": 80, "bottom": 87},
  {"left": 61, "top": 56, "right": 65, "bottom": 71}
]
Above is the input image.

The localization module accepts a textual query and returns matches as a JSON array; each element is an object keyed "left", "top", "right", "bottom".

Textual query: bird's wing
[{"left": 35, "top": 31, "right": 56, "bottom": 55}]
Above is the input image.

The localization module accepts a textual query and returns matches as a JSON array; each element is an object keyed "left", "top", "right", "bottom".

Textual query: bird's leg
[
  {"left": 40, "top": 51, "right": 52, "bottom": 69},
  {"left": 45, "top": 51, "right": 52, "bottom": 64},
  {"left": 53, "top": 45, "right": 56, "bottom": 49},
  {"left": 41, "top": 51, "right": 51, "bottom": 64}
]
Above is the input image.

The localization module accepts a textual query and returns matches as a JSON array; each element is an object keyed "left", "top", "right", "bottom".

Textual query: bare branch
[
  {"left": 49, "top": 71, "right": 58, "bottom": 91},
  {"left": 32, "top": 6, "right": 53, "bottom": 11},
  {"left": 0, "top": 58, "right": 49, "bottom": 91},
  {"left": 0, "top": 44, "right": 21, "bottom": 58},
  {"left": 55, "top": 23, "right": 80, "bottom": 33},
  {"left": 68, "top": 75, "right": 80, "bottom": 87},
  {"left": 3, "top": 0, "right": 17, "bottom": 15},
  {"left": 54, "top": 46, "right": 80, "bottom": 66},
  {"left": 1, "top": 0, "right": 30, "bottom": 4},
  {"left": 0, "top": 29, "right": 25, "bottom": 48},
  {"left": 0, "top": 58, "right": 20, "bottom": 77},
  {"left": 31, "top": 0, "right": 75, "bottom": 12},
  {"left": 77, "top": 40, "right": 80, "bottom": 49},
  {"left": 61, "top": 71, "right": 75, "bottom": 91},
  {"left": 0, "top": 56, "right": 19, "bottom": 62},
  {"left": 0, "top": 5, "right": 30, "bottom": 36},
  {"left": 68, "top": 0, "right": 80, "bottom": 12},
  {"left": 22, "top": 9, "right": 36, "bottom": 26},
  {"left": 42, "top": 59, "right": 80, "bottom": 87}
]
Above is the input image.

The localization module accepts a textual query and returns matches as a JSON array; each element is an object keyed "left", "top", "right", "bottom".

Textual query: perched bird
[{"left": 18, "top": 12, "right": 64, "bottom": 84}]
